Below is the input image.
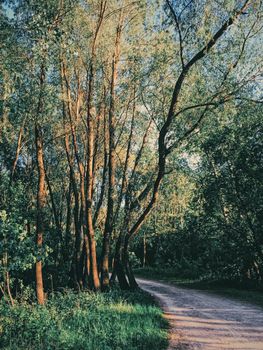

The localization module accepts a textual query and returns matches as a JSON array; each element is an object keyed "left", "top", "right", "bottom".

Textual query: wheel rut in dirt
[{"left": 138, "top": 278, "right": 263, "bottom": 350}]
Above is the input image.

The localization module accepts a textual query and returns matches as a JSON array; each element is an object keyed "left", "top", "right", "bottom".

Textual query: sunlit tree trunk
[
  {"left": 61, "top": 61, "right": 84, "bottom": 289},
  {"left": 101, "top": 9, "right": 124, "bottom": 290},
  {"left": 34, "top": 63, "right": 46, "bottom": 305},
  {"left": 35, "top": 128, "right": 45, "bottom": 305},
  {"left": 10, "top": 119, "right": 25, "bottom": 184},
  {"left": 85, "top": 0, "right": 108, "bottom": 291}
]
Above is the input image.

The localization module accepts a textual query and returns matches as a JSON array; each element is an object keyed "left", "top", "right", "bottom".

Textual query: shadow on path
[{"left": 138, "top": 278, "right": 263, "bottom": 350}]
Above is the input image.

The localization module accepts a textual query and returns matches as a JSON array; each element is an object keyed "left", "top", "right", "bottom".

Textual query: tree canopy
[{"left": 0, "top": 0, "right": 262, "bottom": 304}]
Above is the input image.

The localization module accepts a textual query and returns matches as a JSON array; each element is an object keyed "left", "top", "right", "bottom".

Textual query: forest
[{"left": 0, "top": 0, "right": 262, "bottom": 349}]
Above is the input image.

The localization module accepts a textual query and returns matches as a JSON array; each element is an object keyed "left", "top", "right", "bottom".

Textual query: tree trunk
[
  {"left": 10, "top": 120, "right": 25, "bottom": 184},
  {"left": 143, "top": 233, "right": 146, "bottom": 267},
  {"left": 86, "top": 66, "right": 100, "bottom": 291},
  {"left": 64, "top": 179, "right": 72, "bottom": 263},
  {"left": 113, "top": 1, "right": 250, "bottom": 291},
  {"left": 86, "top": 94, "right": 100, "bottom": 290},
  {"left": 34, "top": 62, "right": 46, "bottom": 305},
  {"left": 101, "top": 9, "right": 124, "bottom": 290},
  {"left": 61, "top": 62, "right": 85, "bottom": 290},
  {"left": 83, "top": 1, "right": 107, "bottom": 291},
  {"left": 35, "top": 123, "right": 46, "bottom": 305}
]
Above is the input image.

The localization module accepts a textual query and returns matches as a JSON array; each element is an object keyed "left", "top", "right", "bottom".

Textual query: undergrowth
[{"left": 0, "top": 288, "right": 168, "bottom": 350}]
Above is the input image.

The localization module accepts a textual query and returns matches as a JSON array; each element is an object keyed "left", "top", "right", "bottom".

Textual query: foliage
[
  {"left": 133, "top": 103, "right": 263, "bottom": 282},
  {"left": 0, "top": 288, "right": 168, "bottom": 350},
  {"left": 0, "top": 210, "right": 35, "bottom": 274},
  {"left": 1, "top": 0, "right": 263, "bottom": 301}
]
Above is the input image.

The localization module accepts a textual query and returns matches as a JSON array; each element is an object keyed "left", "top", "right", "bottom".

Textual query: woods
[{"left": 0, "top": 0, "right": 262, "bottom": 314}]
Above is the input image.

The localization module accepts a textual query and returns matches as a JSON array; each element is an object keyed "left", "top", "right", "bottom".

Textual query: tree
[{"left": 0, "top": 0, "right": 262, "bottom": 302}]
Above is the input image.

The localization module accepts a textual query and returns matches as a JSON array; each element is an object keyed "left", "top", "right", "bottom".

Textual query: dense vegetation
[
  {"left": 0, "top": 289, "right": 168, "bottom": 349},
  {"left": 0, "top": 0, "right": 262, "bottom": 335},
  {"left": 134, "top": 102, "right": 263, "bottom": 283}
]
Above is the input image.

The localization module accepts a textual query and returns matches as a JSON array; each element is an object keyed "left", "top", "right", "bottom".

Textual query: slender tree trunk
[
  {"left": 10, "top": 119, "right": 25, "bottom": 184},
  {"left": 113, "top": 192, "right": 131, "bottom": 289},
  {"left": 45, "top": 172, "right": 63, "bottom": 263},
  {"left": 2, "top": 252, "right": 14, "bottom": 306},
  {"left": 93, "top": 134, "right": 108, "bottom": 226},
  {"left": 110, "top": 90, "right": 136, "bottom": 288},
  {"left": 35, "top": 123, "right": 46, "bottom": 305},
  {"left": 61, "top": 61, "right": 83, "bottom": 288},
  {"left": 86, "top": 64, "right": 99, "bottom": 290},
  {"left": 6, "top": 271, "right": 14, "bottom": 306},
  {"left": 83, "top": 235, "right": 90, "bottom": 287},
  {"left": 34, "top": 62, "right": 46, "bottom": 305},
  {"left": 84, "top": 1, "right": 107, "bottom": 291},
  {"left": 64, "top": 180, "right": 72, "bottom": 262},
  {"left": 86, "top": 98, "right": 100, "bottom": 290},
  {"left": 143, "top": 233, "right": 146, "bottom": 267},
  {"left": 123, "top": 235, "right": 138, "bottom": 289},
  {"left": 64, "top": 133, "right": 82, "bottom": 288},
  {"left": 112, "top": 235, "right": 130, "bottom": 290},
  {"left": 93, "top": 92, "right": 108, "bottom": 227},
  {"left": 101, "top": 10, "right": 124, "bottom": 290}
]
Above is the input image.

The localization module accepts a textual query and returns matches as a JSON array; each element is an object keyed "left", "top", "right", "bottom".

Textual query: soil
[{"left": 137, "top": 278, "right": 263, "bottom": 350}]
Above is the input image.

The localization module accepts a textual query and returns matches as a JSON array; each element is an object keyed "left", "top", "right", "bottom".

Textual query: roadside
[{"left": 0, "top": 288, "right": 168, "bottom": 350}]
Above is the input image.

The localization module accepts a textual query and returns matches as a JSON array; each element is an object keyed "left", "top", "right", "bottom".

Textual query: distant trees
[
  {"left": 134, "top": 102, "right": 263, "bottom": 282},
  {"left": 0, "top": 0, "right": 262, "bottom": 303}
]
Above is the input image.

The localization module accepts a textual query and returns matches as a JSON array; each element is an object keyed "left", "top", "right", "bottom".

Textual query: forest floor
[{"left": 137, "top": 277, "right": 263, "bottom": 350}]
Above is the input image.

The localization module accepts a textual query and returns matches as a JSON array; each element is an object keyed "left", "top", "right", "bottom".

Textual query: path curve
[{"left": 137, "top": 278, "right": 263, "bottom": 350}]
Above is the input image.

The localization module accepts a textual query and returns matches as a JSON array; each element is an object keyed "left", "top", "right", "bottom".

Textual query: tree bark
[
  {"left": 61, "top": 61, "right": 83, "bottom": 288},
  {"left": 101, "top": 9, "right": 124, "bottom": 290},
  {"left": 35, "top": 123, "right": 46, "bottom": 305},
  {"left": 10, "top": 120, "right": 25, "bottom": 184},
  {"left": 115, "top": 1, "right": 250, "bottom": 289},
  {"left": 34, "top": 62, "right": 47, "bottom": 305},
  {"left": 85, "top": 2, "right": 107, "bottom": 290}
]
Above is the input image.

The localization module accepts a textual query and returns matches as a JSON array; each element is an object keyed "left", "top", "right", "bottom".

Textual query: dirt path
[{"left": 137, "top": 278, "right": 263, "bottom": 350}]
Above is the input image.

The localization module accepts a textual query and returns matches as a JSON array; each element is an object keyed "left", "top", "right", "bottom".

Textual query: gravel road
[{"left": 137, "top": 278, "right": 263, "bottom": 350}]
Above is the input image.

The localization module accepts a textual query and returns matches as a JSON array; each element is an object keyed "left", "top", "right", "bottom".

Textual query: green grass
[
  {"left": 0, "top": 288, "right": 168, "bottom": 350},
  {"left": 135, "top": 267, "right": 263, "bottom": 309}
]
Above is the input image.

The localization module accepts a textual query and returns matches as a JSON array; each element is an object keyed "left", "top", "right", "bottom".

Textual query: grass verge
[
  {"left": 135, "top": 267, "right": 263, "bottom": 309},
  {"left": 0, "top": 288, "right": 168, "bottom": 350}
]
